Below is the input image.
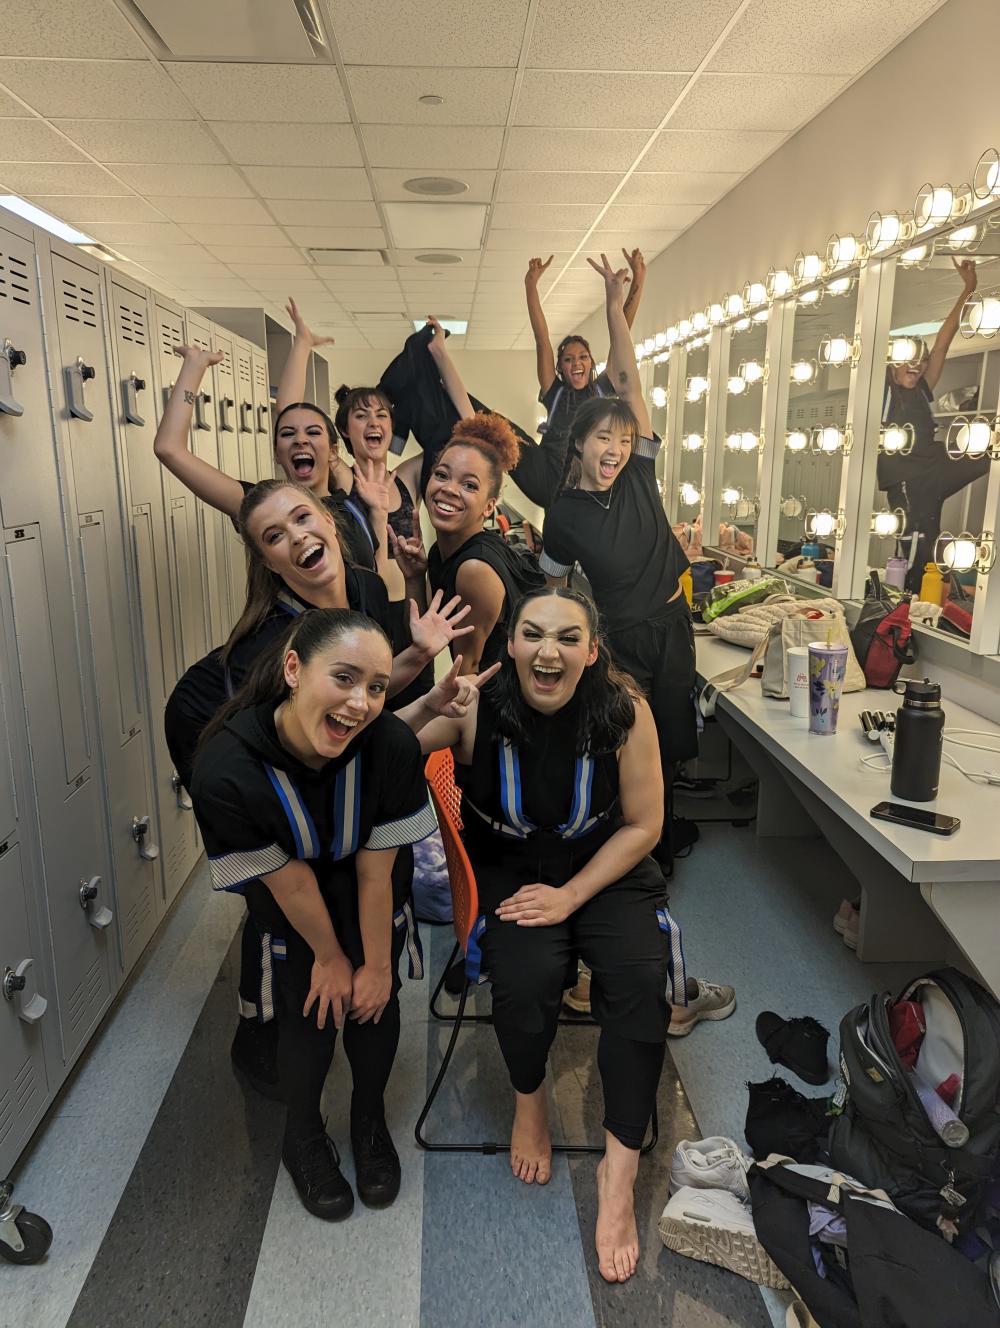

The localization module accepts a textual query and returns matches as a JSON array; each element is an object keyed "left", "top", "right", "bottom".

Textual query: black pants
[
  {"left": 477, "top": 853, "right": 682, "bottom": 1149},
  {"left": 885, "top": 456, "right": 990, "bottom": 592}
]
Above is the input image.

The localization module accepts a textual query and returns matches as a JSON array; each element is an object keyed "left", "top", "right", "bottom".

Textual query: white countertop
[{"left": 695, "top": 632, "right": 1000, "bottom": 885}]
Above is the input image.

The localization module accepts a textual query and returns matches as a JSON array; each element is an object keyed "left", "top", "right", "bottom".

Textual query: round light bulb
[
  {"left": 681, "top": 433, "right": 703, "bottom": 451},
  {"left": 899, "top": 243, "right": 931, "bottom": 267},
  {"left": 867, "top": 211, "right": 903, "bottom": 252},
  {"left": 651, "top": 385, "right": 667, "bottom": 409},
  {"left": 679, "top": 482, "right": 701, "bottom": 507},
  {"left": 941, "top": 537, "right": 977, "bottom": 572},
  {"left": 678, "top": 319, "right": 692, "bottom": 338},
  {"left": 634, "top": 341, "right": 645, "bottom": 359},
  {"left": 873, "top": 511, "right": 900, "bottom": 537},
  {"left": 654, "top": 331, "right": 667, "bottom": 349},
  {"left": 888, "top": 336, "right": 920, "bottom": 364},
  {"left": 821, "top": 336, "right": 852, "bottom": 365},
  {"left": 968, "top": 296, "right": 1000, "bottom": 335},
  {"left": 665, "top": 326, "right": 678, "bottom": 344},
  {"left": 734, "top": 497, "right": 757, "bottom": 521},
  {"left": 988, "top": 160, "right": 1000, "bottom": 194},
  {"left": 781, "top": 496, "right": 803, "bottom": 518},
  {"left": 828, "top": 233, "right": 859, "bottom": 267},
  {"left": 727, "top": 374, "right": 747, "bottom": 395},
  {"left": 722, "top": 486, "right": 740, "bottom": 506},
  {"left": 786, "top": 430, "right": 809, "bottom": 453},
  {"left": 733, "top": 316, "right": 752, "bottom": 331},
  {"left": 725, "top": 293, "right": 744, "bottom": 317},
  {"left": 817, "top": 426, "right": 842, "bottom": 454},
  {"left": 791, "top": 359, "right": 816, "bottom": 384},
  {"left": 795, "top": 253, "right": 823, "bottom": 282},
  {"left": 947, "top": 224, "right": 979, "bottom": 250},
  {"left": 827, "top": 276, "right": 853, "bottom": 295},
  {"left": 956, "top": 419, "right": 992, "bottom": 457},
  {"left": 707, "top": 302, "right": 724, "bottom": 325},
  {"left": 741, "top": 359, "right": 764, "bottom": 384},
  {"left": 767, "top": 268, "right": 793, "bottom": 297},
  {"left": 691, "top": 312, "right": 708, "bottom": 333},
  {"left": 725, "top": 432, "right": 742, "bottom": 451},
  {"left": 686, "top": 375, "right": 709, "bottom": 400},
  {"left": 745, "top": 281, "right": 767, "bottom": 307},
  {"left": 753, "top": 308, "right": 769, "bottom": 323},
  {"left": 740, "top": 432, "right": 758, "bottom": 452},
  {"left": 916, "top": 184, "right": 954, "bottom": 228},
  {"left": 798, "top": 289, "right": 821, "bottom": 306},
  {"left": 881, "top": 424, "right": 909, "bottom": 454},
  {"left": 811, "top": 511, "right": 837, "bottom": 538}
]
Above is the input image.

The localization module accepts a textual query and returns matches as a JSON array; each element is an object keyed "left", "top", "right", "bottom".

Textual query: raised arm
[
  {"left": 277, "top": 296, "right": 335, "bottom": 411},
  {"left": 153, "top": 345, "right": 245, "bottom": 518},
  {"left": 426, "top": 316, "right": 475, "bottom": 420},
  {"left": 525, "top": 256, "right": 556, "bottom": 392},
  {"left": 925, "top": 259, "right": 978, "bottom": 391},
  {"left": 588, "top": 253, "right": 652, "bottom": 438},
  {"left": 621, "top": 248, "right": 647, "bottom": 332}
]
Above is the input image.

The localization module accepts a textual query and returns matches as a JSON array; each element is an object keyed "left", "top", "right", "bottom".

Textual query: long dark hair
[
  {"left": 201, "top": 608, "right": 392, "bottom": 753},
  {"left": 219, "top": 479, "right": 354, "bottom": 668},
  {"left": 333, "top": 384, "right": 394, "bottom": 454},
  {"left": 486, "top": 586, "right": 639, "bottom": 755},
  {"left": 274, "top": 400, "right": 339, "bottom": 457},
  {"left": 556, "top": 395, "right": 641, "bottom": 495}
]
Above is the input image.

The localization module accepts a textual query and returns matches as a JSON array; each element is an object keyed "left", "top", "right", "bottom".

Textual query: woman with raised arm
[
  {"left": 398, "top": 586, "right": 683, "bottom": 1284},
  {"left": 153, "top": 344, "right": 379, "bottom": 573},
  {"left": 191, "top": 609, "right": 440, "bottom": 1221}
]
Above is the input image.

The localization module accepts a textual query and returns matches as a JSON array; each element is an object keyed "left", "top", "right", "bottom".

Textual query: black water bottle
[{"left": 891, "top": 679, "right": 945, "bottom": 802}]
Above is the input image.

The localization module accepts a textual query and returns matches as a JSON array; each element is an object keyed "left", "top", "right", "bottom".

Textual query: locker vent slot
[
  {"left": 166, "top": 836, "right": 187, "bottom": 880},
  {"left": 62, "top": 277, "right": 98, "bottom": 328},
  {"left": 222, "top": 349, "right": 232, "bottom": 374},
  {"left": 67, "top": 955, "right": 103, "bottom": 1031},
  {"left": 0, "top": 252, "right": 32, "bottom": 306},
  {"left": 253, "top": 360, "right": 267, "bottom": 391},
  {"left": 0, "top": 1054, "right": 41, "bottom": 1147},
  {"left": 191, "top": 332, "right": 210, "bottom": 351},
  {"left": 125, "top": 889, "right": 154, "bottom": 949},
  {"left": 238, "top": 357, "right": 251, "bottom": 385},
  {"left": 160, "top": 321, "right": 181, "bottom": 355},
  {"left": 119, "top": 303, "right": 147, "bottom": 347}
]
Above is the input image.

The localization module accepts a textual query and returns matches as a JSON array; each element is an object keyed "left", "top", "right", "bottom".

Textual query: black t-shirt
[
  {"left": 878, "top": 375, "right": 937, "bottom": 488},
  {"left": 237, "top": 480, "right": 378, "bottom": 572},
  {"left": 539, "top": 436, "right": 688, "bottom": 635},
  {"left": 538, "top": 370, "right": 615, "bottom": 443}
]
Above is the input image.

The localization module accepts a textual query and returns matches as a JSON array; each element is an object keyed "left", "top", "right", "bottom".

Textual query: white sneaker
[
  {"left": 658, "top": 1187, "right": 790, "bottom": 1289},
  {"left": 670, "top": 1136, "right": 752, "bottom": 1204},
  {"left": 668, "top": 978, "right": 737, "bottom": 1037}
]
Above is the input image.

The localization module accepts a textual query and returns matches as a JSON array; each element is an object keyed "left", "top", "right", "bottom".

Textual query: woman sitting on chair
[{"left": 399, "top": 585, "right": 685, "bottom": 1285}]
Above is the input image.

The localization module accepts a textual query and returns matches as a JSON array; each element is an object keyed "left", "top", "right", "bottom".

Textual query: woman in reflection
[{"left": 879, "top": 258, "right": 990, "bottom": 591}]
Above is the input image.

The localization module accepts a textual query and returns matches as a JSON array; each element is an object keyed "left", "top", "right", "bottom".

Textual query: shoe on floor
[
  {"left": 744, "top": 1076, "right": 829, "bottom": 1163},
  {"left": 282, "top": 1132, "right": 355, "bottom": 1221},
  {"left": 443, "top": 956, "right": 467, "bottom": 996},
  {"left": 832, "top": 899, "right": 854, "bottom": 935},
  {"left": 658, "top": 1186, "right": 790, "bottom": 1288},
  {"left": 230, "top": 1019, "right": 283, "bottom": 1102},
  {"left": 670, "top": 1137, "right": 752, "bottom": 1203},
  {"left": 562, "top": 965, "right": 591, "bottom": 1015},
  {"left": 351, "top": 1114, "right": 401, "bottom": 1208},
  {"left": 756, "top": 1012, "right": 831, "bottom": 1086},
  {"left": 842, "top": 909, "right": 859, "bottom": 950},
  {"left": 668, "top": 979, "right": 737, "bottom": 1037}
]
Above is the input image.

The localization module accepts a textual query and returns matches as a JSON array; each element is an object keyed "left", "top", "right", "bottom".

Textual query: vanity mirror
[
  {"left": 676, "top": 338, "right": 709, "bottom": 531},
  {"left": 719, "top": 315, "right": 766, "bottom": 551}
]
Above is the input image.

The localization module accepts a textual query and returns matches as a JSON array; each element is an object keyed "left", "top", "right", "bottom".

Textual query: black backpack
[{"left": 828, "top": 968, "right": 1000, "bottom": 1237}]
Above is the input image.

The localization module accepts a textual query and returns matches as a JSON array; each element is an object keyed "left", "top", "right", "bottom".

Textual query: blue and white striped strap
[
  {"left": 635, "top": 435, "right": 660, "bottom": 460},
  {"left": 264, "top": 764, "right": 320, "bottom": 859},
  {"left": 464, "top": 914, "right": 489, "bottom": 985},
  {"left": 498, "top": 741, "right": 535, "bottom": 838},
  {"left": 331, "top": 754, "right": 362, "bottom": 859},
  {"left": 557, "top": 754, "right": 594, "bottom": 838},
  {"left": 393, "top": 900, "right": 424, "bottom": 980},
  {"left": 538, "top": 548, "right": 574, "bottom": 579},
  {"left": 208, "top": 842, "right": 289, "bottom": 893}
]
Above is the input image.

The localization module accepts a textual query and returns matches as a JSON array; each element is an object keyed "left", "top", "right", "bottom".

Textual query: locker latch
[
  {"left": 170, "top": 772, "right": 193, "bottom": 811},
  {"left": 256, "top": 403, "right": 270, "bottom": 434},
  {"left": 0, "top": 339, "right": 26, "bottom": 417},
  {"left": 239, "top": 400, "right": 253, "bottom": 433},
  {"left": 66, "top": 357, "right": 96, "bottom": 422},
  {"left": 78, "top": 876, "right": 113, "bottom": 929},
  {"left": 122, "top": 372, "right": 146, "bottom": 427},
  {"left": 192, "top": 390, "right": 212, "bottom": 431},
  {"left": 1, "top": 959, "right": 47, "bottom": 1024},
  {"left": 131, "top": 814, "right": 160, "bottom": 861},
  {"left": 219, "top": 395, "right": 235, "bottom": 432}
]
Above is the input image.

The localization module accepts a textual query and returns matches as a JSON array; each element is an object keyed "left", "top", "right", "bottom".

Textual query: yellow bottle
[
  {"left": 680, "top": 567, "right": 693, "bottom": 607},
  {"left": 918, "top": 561, "right": 944, "bottom": 606}
]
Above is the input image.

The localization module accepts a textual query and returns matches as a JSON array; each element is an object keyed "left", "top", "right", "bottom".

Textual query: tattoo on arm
[
  {"left": 618, "top": 371, "right": 628, "bottom": 385},
  {"left": 183, "top": 389, "right": 196, "bottom": 404}
]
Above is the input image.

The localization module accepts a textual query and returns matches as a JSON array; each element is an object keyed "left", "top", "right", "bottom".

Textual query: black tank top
[
  {"left": 427, "top": 530, "right": 543, "bottom": 669},
  {"left": 878, "top": 374, "right": 937, "bottom": 488},
  {"left": 349, "top": 472, "right": 416, "bottom": 544}
]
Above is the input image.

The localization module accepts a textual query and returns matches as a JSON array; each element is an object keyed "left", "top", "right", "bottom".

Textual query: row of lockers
[{"left": 0, "top": 205, "right": 283, "bottom": 1178}]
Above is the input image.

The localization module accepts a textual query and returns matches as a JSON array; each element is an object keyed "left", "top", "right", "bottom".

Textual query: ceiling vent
[
  {"left": 403, "top": 177, "right": 469, "bottom": 197},
  {"left": 307, "top": 248, "right": 391, "bottom": 268},
  {"left": 415, "top": 252, "right": 463, "bottom": 265},
  {"left": 127, "top": 0, "right": 328, "bottom": 60}
]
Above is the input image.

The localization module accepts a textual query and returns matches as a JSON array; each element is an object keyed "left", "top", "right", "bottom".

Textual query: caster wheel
[{"left": 0, "top": 1210, "right": 53, "bottom": 1264}]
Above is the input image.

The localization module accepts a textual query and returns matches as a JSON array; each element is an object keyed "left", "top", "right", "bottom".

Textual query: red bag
[{"left": 849, "top": 573, "right": 916, "bottom": 689}]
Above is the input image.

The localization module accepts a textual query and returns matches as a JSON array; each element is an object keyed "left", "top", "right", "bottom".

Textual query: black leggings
[{"left": 886, "top": 456, "right": 991, "bottom": 592}]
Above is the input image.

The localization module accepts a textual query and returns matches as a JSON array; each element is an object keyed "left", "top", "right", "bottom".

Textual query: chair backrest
[{"left": 424, "top": 749, "right": 479, "bottom": 951}]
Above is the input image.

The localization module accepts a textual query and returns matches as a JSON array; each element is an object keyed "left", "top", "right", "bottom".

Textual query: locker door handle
[
  {"left": 256, "top": 403, "right": 270, "bottom": 434},
  {"left": 239, "top": 400, "right": 253, "bottom": 433},
  {"left": 0, "top": 339, "right": 26, "bottom": 416},
  {"left": 122, "top": 372, "right": 146, "bottom": 426},
  {"left": 2, "top": 960, "right": 47, "bottom": 1024},
  {"left": 193, "top": 391, "right": 211, "bottom": 431},
  {"left": 219, "top": 395, "right": 235, "bottom": 432},
  {"left": 170, "top": 772, "right": 193, "bottom": 811},
  {"left": 131, "top": 815, "right": 160, "bottom": 861},
  {"left": 79, "top": 876, "right": 113, "bottom": 929},
  {"left": 66, "top": 358, "right": 95, "bottom": 421}
]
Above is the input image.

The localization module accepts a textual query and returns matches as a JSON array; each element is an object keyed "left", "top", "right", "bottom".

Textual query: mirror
[
  {"left": 675, "top": 340, "right": 708, "bottom": 538},
  {"left": 719, "top": 316, "right": 767, "bottom": 556},
  {"left": 649, "top": 351, "right": 670, "bottom": 500},
  {"left": 771, "top": 278, "right": 860, "bottom": 588},
  {"left": 866, "top": 230, "right": 997, "bottom": 642}
]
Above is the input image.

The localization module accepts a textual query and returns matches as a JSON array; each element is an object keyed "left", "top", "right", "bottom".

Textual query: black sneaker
[
  {"left": 755, "top": 1012, "right": 831, "bottom": 1086},
  {"left": 351, "top": 1115, "right": 401, "bottom": 1209},
  {"left": 282, "top": 1132, "right": 355, "bottom": 1221},
  {"left": 230, "top": 1020, "right": 283, "bottom": 1101}
]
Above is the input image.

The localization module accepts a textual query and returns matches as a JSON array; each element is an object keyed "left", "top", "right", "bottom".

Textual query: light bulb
[
  {"left": 794, "top": 252, "right": 823, "bottom": 283},
  {"left": 866, "top": 210, "right": 905, "bottom": 252},
  {"left": 974, "top": 149, "right": 1000, "bottom": 201},
  {"left": 727, "top": 374, "right": 747, "bottom": 395},
  {"left": 941, "top": 537, "right": 978, "bottom": 572},
  {"left": 642, "top": 336, "right": 656, "bottom": 355},
  {"left": 678, "top": 318, "right": 692, "bottom": 338},
  {"left": 734, "top": 496, "right": 757, "bottom": 521},
  {"left": 733, "top": 316, "right": 752, "bottom": 331},
  {"left": 827, "top": 233, "right": 860, "bottom": 268},
  {"left": 722, "top": 486, "right": 740, "bottom": 506},
  {"left": 679, "top": 482, "right": 701, "bottom": 507},
  {"left": 665, "top": 326, "right": 679, "bottom": 344},
  {"left": 811, "top": 511, "right": 837, "bottom": 539},
  {"left": 791, "top": 359, "right": 817, "bottom": 384},
  {"left": 816, "top": 426, "right": 843, "bottom": 454},
  {"left": 691, "top": 312, "right": 708, "bottom": 333},
  {"left": 780, "top": 496, "right": 804, "bottom": 518},
  {"left": 753, "top": 308, "right": 769, "bottom": 323},
  {"left": 786, "top": 430, "right": 809, "bottom": 453},
  {"left": 964, "top": 294, "right": 1000, "bottom": 336},
  {"left": 744, "top": 281, "right": 767, "bottom": 307},
  {"left": 872, "top": 510, "right": 901, "bottom": 538},
  {"left": 654, "top": 331, "right": 667, "bottom": 349},
  {"left": 739, "top": 431, "right": 758, "bottom": 452},
  {"left": 767, "top": 268, "right": 793, "bottom": 298},
  {"left": 634, "top": 341, "right": 645, "bottom": 359},
  {"left": 681, "top": 433, "right": 703, "bottom": 451},
  {"left": 946, "top": 224, "right": 980, "bottom": 250},
  {"left": 899, "top": 242, "right": 932, "bottom": 267},
  {"left": 651, "top": 385, "right": 667, "bottom": 409},
  {"left": 798, "top": 288, "right": 821, "bottom": 306},
  {"left": 915, "top": 183, "right": 955, "bottom": 228},
  {"left": 881, "top": 424, "right": 911, "bottom": 455},
  {"left": 741, "top": 360, "right": 764, "bottom": 384},
  {"left": 827, "top": 276, "right": 853, "bottom": 295},
  {"left": 888, "top": 336, "right": 921, "bottom": 364},
  {"left": 686, "top": 375, "right": 709, "bottom": 400},
  {"left": 820, "top": 335, "right": 853, "bottom": 365},
  {"left": 707, "top": 302, "right": 725, "bottom": 324},
  {"left": 725, "top": 433, "right": 742, "bottom": 451},
  {"left": 725, "top": 292, "right": 744, "bottom": 317},
  {"left": 950, "top": 417, "right": 993, "bottom": 458}
]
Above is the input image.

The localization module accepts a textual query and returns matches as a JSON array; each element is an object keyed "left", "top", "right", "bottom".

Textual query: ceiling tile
[
  {"left": 347, "top": 66, "right": 514, "bottom": 125},
  {"left": 266, "top": 200, "right": 381, "bottom": 227},
  {"left": 642, "top": 129, "right": 785, "bottom": 173},
  {"left": 496, "top": 171, "right": 620, "bottom": 205},
  {"left": 88, "top": 221, "right": 192, "bottom": 245},
  {"left": 147, "top": 195, "right": 274, "bottom": 224},
  {"left": 617, "top": 170, "right": 741, "bottom": 205},
  {"left": 208, "top": 122, "right": 362, "bottom": 168},
  {"left": 284, "top": 226, "right": 387, "bottom": 248},
  {"left": 182, "top": 223, "right": 293, "bottom": 247},
  {"left": 362, "top": 126, "right": 504, "bottom": 170},
  {"left": 0, "top": 161, "right": 133, "bottom": 194},
  {"left": 372, "top": 168, "right": 496, "bottom": 204},
  {"left": 1, "top": 0, "right": 149, "bottom": 58},
  {"left": 112, "top": 163, "right": 253, "bottom": 197},
  {"left": 246, "top": 166, "right": 372, "bottom": 200},
  {"left": 53, "top": 118, "right": 226, "bottom": 165},
  {"left": 206, "top": 244, "right": 303, "bottom": 264},
  {"left": 599, "top": 202, "right": 707, "bottom": 230},
  {"left": 27, "top": 194, "right": 166, "bottom": 224},
  {"left": 669, "top": 73, "right": 847, "bottom": 132},
  {"left": 505, "top": 128, "right": 647, "bottom": 172},
  {"left": 515, "top": 71, "right": 688, "bottom": 130},
  {"left": 329, "top": 0, "right": 530, "bottom": 67},
  {"left": 0, "top": 59, "right": 187, "bottom": 120},
  {"left": 164, "top": 63, "right": 349, "bottom": 123},
  {"left": 527, "top": 0, "right": 741, "bottom": 70},
  {"left": 491, "top": 202, "right": 601, "bottom": 231},
  {"left": 486, "top": 229, "right": 584, "bottom": 252},
  {"left": 317, "top": 269, "right": 400, "bottom": 285},
  {"left": 709, "top": 0, "right": 942, "bottom": 74},
  {"left": 394, "top": 248, "right": 481, "bottom": 267},
  {"left": 480, "top": 249, "right": 565, "bottom": 268},
  {"left": 0, "top": 119, "right": 88, "bottom": 163},
  {"left": 0, "top": 89, "right": 26, "bottom": 117},
  {"left": 230, "top": 263, "right": 312, "bottom": 280},
  {"left": 587, "top": 229, "right": 677, "bottom": 257},
  {"left": 118, "top": 243, "right": 213, "bottom": 262},
  {"left": 464, "top": 335, "right": 518, "bottom": 348}
]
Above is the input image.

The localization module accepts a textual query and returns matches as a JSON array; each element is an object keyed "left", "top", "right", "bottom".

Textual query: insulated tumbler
[{"left": 808, "top": 641, "right": 849, "bottom": 735}]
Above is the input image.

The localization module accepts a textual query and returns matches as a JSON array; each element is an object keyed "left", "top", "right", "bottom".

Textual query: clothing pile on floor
[{"left": 657, "top": 967, "right": 1000, "bottom": 1327}]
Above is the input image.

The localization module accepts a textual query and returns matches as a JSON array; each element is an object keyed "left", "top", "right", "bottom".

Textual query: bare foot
[
  {"left": 510, "top": 1087, "right": 552, "bottom": 1184},
  {"left": 595, "top": 1136, "right": 640, "bottom": 1283}
]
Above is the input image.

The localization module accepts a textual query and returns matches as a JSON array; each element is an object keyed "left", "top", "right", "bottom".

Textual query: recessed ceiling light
[
  {"left": 418, "top": 94, "right": 444, "bottom": 105},
  {"left": 415, "top": 251, "right": 463, "bottom": 265},
  {"left": 413, "top": 318, "right": 467, "bottom": 335},
  {"left": 403, "top": 176, "right": 469, "bottom": 197},
  {"left": 0, "top": 195, "right": 93, "bottom": 245}
]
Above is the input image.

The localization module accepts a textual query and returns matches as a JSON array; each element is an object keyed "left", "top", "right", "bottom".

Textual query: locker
[
  {"left": 210, "top": 327, "right": 245, "bottom": 631},
  {"left": 0, "top": 843, "right": 50, "bottom": 1173},
  {"left": 233, "top": 337, "right": 258, "bottom": 483},
  {"left": 185, "top": 312, "right": 230, "bottom": 648},
  {"left": 251, "top": 347, "right": 274, "bottom": 480},
  {"left": 105, "top": 273, "right": 199, "bottom": 911},
  {"left": 41, "top": 245, "right": 161, "bottom": 989}
]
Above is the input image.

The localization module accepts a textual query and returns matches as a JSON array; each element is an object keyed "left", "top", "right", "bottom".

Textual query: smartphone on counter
[{"left": 870, "top": 801, "right": 960, "bottom": 836}]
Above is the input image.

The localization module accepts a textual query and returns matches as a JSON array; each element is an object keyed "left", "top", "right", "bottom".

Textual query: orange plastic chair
[{"left": 415, "top": 750, "right": 658, "bottom": 1156}]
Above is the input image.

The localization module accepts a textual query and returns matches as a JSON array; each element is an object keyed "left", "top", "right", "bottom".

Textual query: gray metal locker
[
  {"left": 251, "top": 347, "right": 274, "bottom": 480},
  {"left": 233, "top": 337, "right": 259, "bottom": 483},
  {"left": 39, "top": 242, "right": 162, "bottom": 989},
  {"left": 210, "top": 327, "right": 245, "bottom": 632},
  {"left": 184, "top": 311, "right": 229, "bottom": 649},
  {"left": 105, "top": 271, "right": 200, "bottom": 915}
]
